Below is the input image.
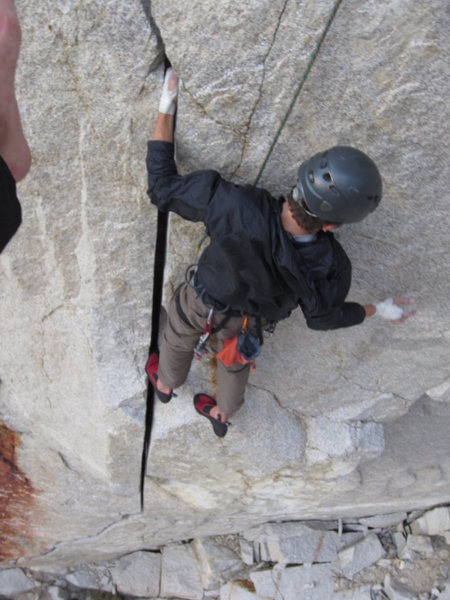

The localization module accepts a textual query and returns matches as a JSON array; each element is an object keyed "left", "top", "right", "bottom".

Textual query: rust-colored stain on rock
[
  {"left": 0, "top": 422, "right": 35, "bottom": 560},
  {"left": 236, "top": 579, "right": 256, "bottom": 592}
]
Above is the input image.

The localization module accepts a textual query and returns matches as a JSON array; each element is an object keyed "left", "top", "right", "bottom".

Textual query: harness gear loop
[
  {"left": 254, "top": 0, "right": 344, "bottom": 186},
  {"left": 184, "top": 263, "right": 198, "bottom": 287}
]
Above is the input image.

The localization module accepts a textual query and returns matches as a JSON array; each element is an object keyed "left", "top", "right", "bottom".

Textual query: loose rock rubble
[{"left": 1, "top": 506, "right": 449, "bottom": 599}]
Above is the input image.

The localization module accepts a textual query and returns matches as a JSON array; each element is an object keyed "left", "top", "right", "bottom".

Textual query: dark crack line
[
  {"left": 231, "top": 0, "right": 290, "bottom": 179},
  {"left": 16, "top": 510, "right": 145, "bottom": 566},
  {"left": 140, "top": 206, "right": 168, "bottom": 511},
  {"left": 182, "top": 82, "right": 243, "bottom": 136},
  {"left": 138, "top": 3, "right": 166, "bottom": 95},
  {"left": 58, "top": 452, "right": 80, "bottom": 475},
  {"left": 337, "top": 374, "right": 410, "bottom": 404},
  {"left": 247, "top": 382, "right": 304, "bottom": 421},
  {"left": 138, "top": 5, "right": 171, "bottom": 513}
]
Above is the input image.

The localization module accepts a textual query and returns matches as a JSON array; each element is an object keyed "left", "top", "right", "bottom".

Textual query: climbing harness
[{"left": 254, "top": 0, "right": 343, "bottom": 186}]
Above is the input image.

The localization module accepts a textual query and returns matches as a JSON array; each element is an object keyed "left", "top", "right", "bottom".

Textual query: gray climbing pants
[{"left": 158, "top": 283, "right": 256, "bottom": 416}]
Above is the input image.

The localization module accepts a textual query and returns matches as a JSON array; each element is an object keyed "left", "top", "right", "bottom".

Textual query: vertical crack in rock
[
  {"left": 139, "top": 205, "right": 168, "bottom": 510},
  {"left": 140, "top": 1, "right": 165, "bottom": 78},
  {"left": 138, "top": 4, "right": 170, "bottom": 512},
  {"left": 232, "top": 0, "right": 291, "bottom": 179},
  {"left": 0, "top": 422, "right": 36, "bottom": 560}
]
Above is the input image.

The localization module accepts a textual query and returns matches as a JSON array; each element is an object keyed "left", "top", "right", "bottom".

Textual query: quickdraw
[{"left": 194, "top": 307, "right": 214, "bottom": 359}]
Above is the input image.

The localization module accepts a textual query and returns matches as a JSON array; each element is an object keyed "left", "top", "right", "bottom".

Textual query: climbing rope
[
  {"left": 195, "top": 0, "right": 343, "bottom": 254},
  {"left": 253, "top": 0, "right": 343, "bottom": 186}
]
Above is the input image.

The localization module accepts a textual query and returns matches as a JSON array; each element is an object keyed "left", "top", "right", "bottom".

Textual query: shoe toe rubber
[{"left": 193, "top": 393, "right": 228, "bottom": 438}]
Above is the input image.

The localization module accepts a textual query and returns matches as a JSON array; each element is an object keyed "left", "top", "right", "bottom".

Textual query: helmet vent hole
[
  {"left": 308, "top": 170, "right": 315, "bottom": 184},
  {"left": 329, "top": 185, "right": 339, "bottom": 195},
  {"left": 323, "top": 173, "right": 332, "bottom": 182},
  {"left": 320, "top": 154, "right": 328, "bottom": 168}
]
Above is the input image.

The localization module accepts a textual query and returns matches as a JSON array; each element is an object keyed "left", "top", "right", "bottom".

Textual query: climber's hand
[
  {"left": 159, "top": 68, "right": 179, "bottom": 115},
  {"left": 375, "top": 296, "right": 415, "bottom": 323}
]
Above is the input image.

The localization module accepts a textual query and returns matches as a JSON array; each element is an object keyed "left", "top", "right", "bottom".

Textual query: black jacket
[
  {"left": 146, "top": 141, "right": 365, "bottom": 330},
  {"left": 0, "top": 155, "right": 22, "bottom": 254}
]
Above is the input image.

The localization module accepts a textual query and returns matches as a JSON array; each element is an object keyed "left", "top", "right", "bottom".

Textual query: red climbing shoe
[
  {"left": 193, "top": 393, "right": 229, "bottom": 438},
  {"left": 145, "top": 352, "right": 173, "bottom": 403}
]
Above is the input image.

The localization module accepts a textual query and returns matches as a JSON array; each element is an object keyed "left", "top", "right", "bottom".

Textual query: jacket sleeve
[
  {"left": 300, "top": 235, "right": 366, "bottom": 330},
  {"left": 304, "top": 301, "right": 366, "bottom": 330},
  {"left": 146, "top": 140, "right": 221, "bottom": 223}
]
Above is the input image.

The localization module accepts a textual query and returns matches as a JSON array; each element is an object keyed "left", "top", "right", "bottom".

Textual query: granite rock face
[
  {"left": 0, "top": 0, "right": 449, "bottom": 569},
  {"left": 0, "top": 0, "right": 159, "bottom": 560}
]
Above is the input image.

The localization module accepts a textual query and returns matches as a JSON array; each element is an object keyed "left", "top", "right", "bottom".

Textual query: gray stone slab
[
  {"left": 160, "top": 544, "right": 203, "bottom": 600},
  {"left": 384, "top": 574, "right": 420, "bottom": 600},
  {"left": 239, "top": 538, "right": 255, "bottom": 566},
  {"left": 392, "top": 532, "right": 407, "bottom": 556},
  {"left": 257, "top": 522, "right": 362, "bottom": 565},
  {"left": 338, "top": 534, "right": 386, "bottom": 580},
  {"left": 65, "top": 566, "right": 114, "bottom": 592},
  {"left": 14, "top": 587, "right": 68, "bottom": 600},
  {"left": 397, "top": 534, "right": 434, "bottom": 560},
  {"left": 410, "top": 507, "right": 450, "bottom": 536},
  {"left": 250, "top": 564, "right": 335, "bottom": 599},
  {"left": 110, "top": 551, "right": 161, "bottom": 597},
  {"left": 427, "top": 379, "right": 450, "bottom": 403},
  {"left": 436, "top": 579, "right": 450, "bottom": 600},
  {"left": 0, "top": 569, "right": 37, "bottom": 595},
  {"left": 191, "top": 538, "right": 243, "bottom": 590},
  {"left": 359, "top": 512, "right": 407, "bottom": 529}
]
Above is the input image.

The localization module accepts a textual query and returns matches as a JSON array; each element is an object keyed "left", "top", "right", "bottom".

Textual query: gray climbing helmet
[{"left": 296, "top": 146, "right": 382, "bottom": 223}]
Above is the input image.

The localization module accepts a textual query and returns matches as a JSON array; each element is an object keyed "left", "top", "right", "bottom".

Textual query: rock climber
[
  {"left": 145, "top": 68, "right": 413, "bottom": 438},
  {"left": 0, "top": 0, "right": 31, "bottom": 253}
]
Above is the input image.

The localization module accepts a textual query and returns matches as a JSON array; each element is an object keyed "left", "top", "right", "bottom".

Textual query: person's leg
[
  {"left": 156, "top": 287, "right": 201, "bottom": 394},
  {"left": 215, "top": 360, "right": 251, "bottom": 419},
  {"left": 156, "top": 283, "right": 218, "bottom": 394},
  {"left": 0, "top": 0, "right": 30, "bottom": 182},
  {"left": 207, "top": 314, "right": 255, "bottom": 423}
]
